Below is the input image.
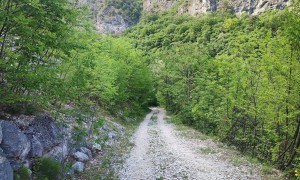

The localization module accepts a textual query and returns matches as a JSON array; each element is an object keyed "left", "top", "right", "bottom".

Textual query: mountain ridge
[
  {"left": 80, "top": 0, "right": 292, "bottom": 34},
  {"left": 144, "top": 0, "right": 292, "bottom": 16}
]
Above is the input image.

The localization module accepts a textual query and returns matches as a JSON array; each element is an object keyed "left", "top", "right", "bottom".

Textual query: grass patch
[
  {"left": 245, "top": 156, "right": 260, "bottom": 164},
  {"left": 197, "top": 147, "right": 217, "bottom": 154},
  {"left": 33, "top": 158, "right": 62, "bottom": 180},
  {"left": 217, "top": 143, "right": 226, "bottom": 148},
  {"left": 262, "top": 164, "right": 274, "bottom": 175},
  {"left": 149, "top": 117, "right": 157, "bottom": 126},
  {"left": 177, "top": 129, "right": 209, "bottom": 141},
  {"left": 151, "top": 114, "right": 158, "bottom": 121},
  {"left": 231, "top": 158, "right": 245, "bottom": 166},
  {"left": 149, "top": 113, "right": 158, "bottom": 126},
  {"left": 172, "top": 121, "right": 211, "bottom": 141},
  {"left": 175, "top": 124, "right": 190, "bottom": 131}
]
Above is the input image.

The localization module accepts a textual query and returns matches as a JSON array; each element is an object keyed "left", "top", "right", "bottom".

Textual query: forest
[
  {"left": 125, "top": 1, "right": 300, "bottom": 173},
  {"left": 0, "top": 0, "right": 154, "bottom": 116},
  {"left": 1, "top": 0, "right": 300, "bottom": 177}
]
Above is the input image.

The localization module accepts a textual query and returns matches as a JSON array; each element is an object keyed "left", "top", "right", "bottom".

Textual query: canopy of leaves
[
  {"left": 0, "top": 0, "right": 154, "bottom": 116},
  {"left": 125, "top": 2, "right": 300, "bottom": 172}
]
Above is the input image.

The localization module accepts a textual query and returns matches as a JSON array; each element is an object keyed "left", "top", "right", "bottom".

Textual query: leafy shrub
[
  {"left": 72, "top": 126, "right": 88, "bottom": 145},
  {"left": 33, "top": 158, "right": 62, "bottom": 180},
  {"left": 14, "top": 166, "right": 30, "bottom": 180},
  {"left": 93, "top": 117, "right": 105, "bottom": 130},
  {"left": 3, "top": 102, "right": 38, "bottom": 115}
]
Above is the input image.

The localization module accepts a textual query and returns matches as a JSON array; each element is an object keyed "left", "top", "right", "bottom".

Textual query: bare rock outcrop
[
  {"left": 75, "top": 0, "right": 291, "bottom": 34},
  {"left": 0, "top": 156, "right": 13, "bottom": 180},
  {"left": 0, "top": 121, "right": 2, "bottom": 144},
  {"left": 0, "top": 112, "right": 126, "bottom": 179},
  {"left": 75, "top": 0, "right": 142, "bottom": 35},
  {"left": 0, "top": 121, "right": 31, "bottom": 160},
  {"left": 143, "top": 0, "right": 292, "bottom": 16},
  {"left": 24, "top": 116, "right": 63, "bottom": 156}
]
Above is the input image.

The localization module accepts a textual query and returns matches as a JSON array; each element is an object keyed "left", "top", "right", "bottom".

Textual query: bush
[
  {"left": 33, "top": 158, "right": 62, "bottom": 180},
  {"left": 1, "top": 102, "right": 39, "bottom": 115},
  {"left": 14, "top": 166, "right": 30, "bottom": 180}
]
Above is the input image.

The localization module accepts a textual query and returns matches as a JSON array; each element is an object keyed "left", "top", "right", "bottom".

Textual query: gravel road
[{"left": 118, "top": 108, "right": 268, "bottom": 180}]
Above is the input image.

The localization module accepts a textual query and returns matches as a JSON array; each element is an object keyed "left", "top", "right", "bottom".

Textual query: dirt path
[{"left": 118, "top": 108, "right": 269, "bottom": 180}]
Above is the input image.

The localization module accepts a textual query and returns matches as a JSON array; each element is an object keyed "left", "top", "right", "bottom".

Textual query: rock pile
[{"left": 0, "top": 114, "right": 122, "bottom": 179}]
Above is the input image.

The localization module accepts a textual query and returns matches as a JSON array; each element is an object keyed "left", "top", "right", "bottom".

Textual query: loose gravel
[{"left": 118, "top": 108, "right": 269, "bottom": 180}]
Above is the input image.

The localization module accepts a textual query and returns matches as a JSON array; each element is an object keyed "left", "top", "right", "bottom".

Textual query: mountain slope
[
  {"left": 143, "top": 0, "right": 292, "bottom": 16},
  {"left": 76, "top": 0, "right": 142, "bottom": 34},
  {"left": 78, "top": 0, "right": 292, "bottom": 34},
  {"left": 124, "top": 0, "right": 300, "bottom": 173}
]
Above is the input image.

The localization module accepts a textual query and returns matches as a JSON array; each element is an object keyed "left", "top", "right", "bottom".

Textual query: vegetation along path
[{"left": 118, "top": 108, "right": 278, "bottom": 180}]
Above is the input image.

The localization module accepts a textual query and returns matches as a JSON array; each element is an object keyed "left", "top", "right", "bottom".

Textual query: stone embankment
[{"left": 0, "top": 113, "right": 123, "bottom": 180}]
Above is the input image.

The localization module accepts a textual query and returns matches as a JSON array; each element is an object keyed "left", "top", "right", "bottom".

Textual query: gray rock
[
  {"left": 101, "top": 125, "right": 108, "bottom": 131},
  {"left": 25, "top": 116, "right": 62, "bottom": 153},
  {"left": 0, "top": 156, "right": 13, "bottom": 180},
  {"left": 79, "top": 147, "right": 92, "bottom": 159},
  {"left": 23, "top": 160, "right": 31, "bottom": 168},
  {"left": 73, "top": 152, "right": 89, "bottom": 162},
  {"left": 27, "top": 169, "right": 32, "bottom": 178},
  {"left": 144, "top": 0, "right": 292, "bottom": 16},
  {"left": 8, "top": 160, "right": 21, "bottom": 171},
  {"left": 109, "top": 131, "right": 117, "bottom": 140},
  {"left": 90, "top": 143, "right": 102, "bottom": 151},
  {"left": 44, "top": 143, "right": 68, "bottom": 163},
  {"left": 0, "top": 121, "right": 31, "bottom": 159},
  {"left": 72, "top": 161, "right": 84, "bottom": 172},
  {"left": 13, "top": 115, "right": 35, "bottom": 129},
  {"left": 28, "top": 135, "right": 43, "bottom": 157},
  {"left": 0, "top": 121, "right": 2, "bottom": 144}
]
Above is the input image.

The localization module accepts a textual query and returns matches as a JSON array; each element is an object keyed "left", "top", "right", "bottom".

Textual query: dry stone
[
  {"left": 0, "top": 121, "right": 30, "bottom": 159},
  {"left": 0, "top": 121, "right": 2, "bottom": 144},
  {"left": 72, "top": 161, "right": 85, "bottom": 172},
  {"left": 79, "top": 147, "right": 92, "bottom": 159},
  {"left": 73, "top": 152, "right": 89, "bottom": 162},
  {"left": 25, "top": 116, "right": 62, "bottom": 154},
  {"left": 0, "top": 156, "right": 13, "bottom": 180},
  {"left": 44, "top": 143, "right": 68, "bottom": 163}
]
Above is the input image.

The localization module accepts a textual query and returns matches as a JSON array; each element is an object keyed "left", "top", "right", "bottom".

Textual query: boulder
[
  {"left": 71, "top": 161, "right": 84, "bottom": 172},
  {"left": 0, "top": 147, "right": 3, "bottom": 155},
  {"left": 90, "top": 142, "right": 102, "bottom": 151},
  {"left": 25, "top": 116, "right": 62, "bottom": 153},
  {"left": 13, "top": 115, "right": 35, "bottom": 129},
  {"left": 8, "top": 160, "right": 21, "bottom": 171},
  {"left": 0, "top": 156, "right": 13, "bottom": 180},
  {"left": 79, "top": 147, "right": 92, "bottom": 159},
  {"left": 0, "top": 121, "right": 31, "bottom": 159},
  {"left": 28, "top": 135, "right": 43, "bottom": 157},
  {"left": 0, "top": 121, "right": 2, "bottom": 144},
  {"left": 44, "top": 143, "right": 68, "bottom": 163},
  {"left": 73, "top": 152, "right": 89, "bottom": 162}
]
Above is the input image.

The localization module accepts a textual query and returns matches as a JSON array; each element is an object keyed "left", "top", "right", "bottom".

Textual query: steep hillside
[
  {"left": 76, "top": 0, "right": 291, "bottom": 34},
  {"left": 125, "top": 0, "right": 300, "bottom": 174},
  {"left": 144, "top": 0, "right": 292, "bottom": 15},
  {"left": 76, "top": 0, "right": 142, "bottom": 34}
]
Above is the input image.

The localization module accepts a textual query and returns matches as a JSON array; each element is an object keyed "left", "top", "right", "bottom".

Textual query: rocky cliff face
[
  {"left": 77, "top": 0, "right": 291, "bottom": 34},
  {"left": 76, "top": 0, "right": 142, "bottom": 35},
  {"left": 143, "top": 0, "right": 292, "bottom": 16}
]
